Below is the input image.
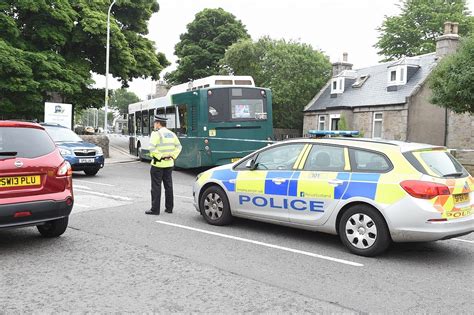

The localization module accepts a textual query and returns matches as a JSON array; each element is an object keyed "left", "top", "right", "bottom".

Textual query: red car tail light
[
  {"left": 57, "top": 161, "right": 72, "bottom": 177},
  {"left": 400, "top": 180, "right": 450, "bottom": 199}
]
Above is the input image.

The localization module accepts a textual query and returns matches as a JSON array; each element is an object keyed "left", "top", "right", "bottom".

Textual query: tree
[
  {"left": 0, "top": 0, "right": 169, "bottom": 120},
  {"left": 165, "top": 8, "right": 249, "bottom": 84},
  {"left": 429, "top": 35, "right": 474, "bottom": 113},
  {"left": 110, "top": 88, "right": 140, "bottom": 115},
  {"left": 221, "top": 37, "right": 332, "bottom": 130},
  {"left": 375, "top": 0, "right": 473, "bottom": 61}
]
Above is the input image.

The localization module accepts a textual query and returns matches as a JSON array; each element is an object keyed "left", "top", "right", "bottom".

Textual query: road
[{"left": 1, "top": 142, "right": 473, "bottom": 313}]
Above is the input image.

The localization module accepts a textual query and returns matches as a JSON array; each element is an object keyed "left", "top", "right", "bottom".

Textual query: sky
[{"left": 94, "top": 0, "right": 474, "bottom": 100}]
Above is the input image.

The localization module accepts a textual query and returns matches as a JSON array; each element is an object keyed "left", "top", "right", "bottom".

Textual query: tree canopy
[
  {"left": 0, "top": 0, "right": 168, "bottom": 120},
  {"left": 375, "top": 0, "right": 473, "bottom": 61},
  {"left": 221, "top": 37, "right": 332, "bottom": 130},
  {"left": 429, "top": 35, "right": 474, "bottom": 114},
  {"left": 165, "top": 8, "right": 249, "bottom": 84},
  {"left": 110, "top": 88, "right": 140, "bottom": 115}
]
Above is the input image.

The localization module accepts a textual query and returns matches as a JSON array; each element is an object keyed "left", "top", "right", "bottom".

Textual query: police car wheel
[
  {"left": 338, "top": 205, "right": 390, "bottom": 257},
  {"left": 200, "top": 186, "right": 233, "bottom": 225}
]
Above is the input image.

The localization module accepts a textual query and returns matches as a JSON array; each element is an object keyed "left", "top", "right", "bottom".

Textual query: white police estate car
[{"left": 193, "top": 136, "right": 473, "bottom": 256}]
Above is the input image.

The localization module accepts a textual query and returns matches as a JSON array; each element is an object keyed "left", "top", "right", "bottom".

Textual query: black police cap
[{"left": 153, "top": 115, "right": 168, "bottom": 122}]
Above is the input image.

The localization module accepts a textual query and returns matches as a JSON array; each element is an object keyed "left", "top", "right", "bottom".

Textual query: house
[{"left": 303, "top": 22, "right": 473, "bottom": 170}]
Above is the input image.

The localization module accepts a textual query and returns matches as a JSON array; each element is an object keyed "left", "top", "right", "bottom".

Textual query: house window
[
  {"left": 372, "top": 112, "right": 383, "bottom": 138},
  {"left": 329, "top": 114, "right": 341, "bottom": 131},
  {"left": 390, "top": 70, "right": 396, "bottom": 81},
  {"left": 388, "top": 65, "right": 408, "bottom": 86},
  {"left": 318, "top": 116, "right": 326, "bottom": 130},
  {"left": 331, "top": 78, "right": 345, "bottom": 94}
]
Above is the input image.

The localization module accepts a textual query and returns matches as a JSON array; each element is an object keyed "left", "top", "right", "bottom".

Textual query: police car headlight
[
  {"left": 95, "top": 147, "right": 103, "bottom": 156},
  {"left": 59, "top": 148, "right": 73, "bottom": 156}
]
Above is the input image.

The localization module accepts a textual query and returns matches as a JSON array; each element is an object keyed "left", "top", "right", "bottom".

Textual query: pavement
[{"left": 106, "top": 134, "right": 139, "bottom": 165}]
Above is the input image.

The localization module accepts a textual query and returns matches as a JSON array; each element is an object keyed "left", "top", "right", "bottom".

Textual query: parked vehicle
[
  {"left": 193, "top": 135, "right": 473, "bottom": 256},
  {"left": 41, "top": 123, "right": 104, "bottom": 176},
  {"left": 0, "top": 121, "right": 73, "bottom": 236}
]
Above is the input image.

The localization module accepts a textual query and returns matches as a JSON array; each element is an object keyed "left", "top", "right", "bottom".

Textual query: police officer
[{"left": 145, "top": 115, "right": 182, "bottom": 215}]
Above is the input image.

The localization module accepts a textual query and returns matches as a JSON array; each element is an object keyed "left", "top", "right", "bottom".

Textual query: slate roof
[{"left": 304, "top": 53, "right": 438, "bottom": 112}]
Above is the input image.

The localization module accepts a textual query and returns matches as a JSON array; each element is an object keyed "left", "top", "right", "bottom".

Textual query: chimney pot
[
  {"left": 452, "top": 22, "right": 459, "bottom": 35},
  {"left": 444, "top": 21, "right": 452, "bottom": 35},
  {"left": 343, "top": 52, "right": 348, "bottom": 62}
]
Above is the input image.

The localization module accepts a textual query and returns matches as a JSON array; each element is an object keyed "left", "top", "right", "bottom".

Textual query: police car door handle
[
  {"left": 272, "top": 178, "right": 286, "bottom": 185},
  {"left": 328, "top": 179, "right": 343, "bottom": 186}
]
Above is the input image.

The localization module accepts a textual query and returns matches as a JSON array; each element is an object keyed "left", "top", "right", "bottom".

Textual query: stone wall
[
  {"left": 406, "top": 82, "right": 446, "bottom": 145},
  {"left": 352, "top": 105, "right": 407, "bottom": 140},
  {"left": 80, "top": 135, "right": 110, "bottom": 158}
]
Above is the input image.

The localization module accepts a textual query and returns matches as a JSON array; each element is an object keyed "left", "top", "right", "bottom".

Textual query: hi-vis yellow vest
[{"left": 149, "top": 127, "right": 182, "bottom": 168}]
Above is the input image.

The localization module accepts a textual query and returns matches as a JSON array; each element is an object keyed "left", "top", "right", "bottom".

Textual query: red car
[{"left": 0, "top": 121, "right": 73, "bottom": 237}]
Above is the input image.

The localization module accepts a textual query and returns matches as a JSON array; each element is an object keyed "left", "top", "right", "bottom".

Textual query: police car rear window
[
  {"left": 0, "top": 127, "right": 55, "bottom": 159},
  {"left": 408, "top": 150, "right": 468, "bottom": 178}
]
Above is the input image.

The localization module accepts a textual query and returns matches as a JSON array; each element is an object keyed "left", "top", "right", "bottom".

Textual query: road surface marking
[
  {"left": 155, "top": 221, "right": 363, "bottom": 267},
  {"left": 452, "top": 238, "right": 474, "bottom": 244},
  {"left": 74, "top": 204, "right": 91, "bottom": 208},
  {"left": 73, "top": 179, "right": 115, "bottom": 187},
  {"left": 176, "top": 194, "right": 194, "bottom": 200},
  {"left": 75, "top": 189, "right": 132, "bottom": 201},
  {"left": 74, "top": 185, "right": 91, "bottom": 190}
]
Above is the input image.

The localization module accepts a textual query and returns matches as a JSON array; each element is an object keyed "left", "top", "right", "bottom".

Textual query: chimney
[
  {"left": 436, "top": 21, "right": 460, "bottom": 58},
  {"left": 332, "top": 52, "right": 353, "bottom": 76}
]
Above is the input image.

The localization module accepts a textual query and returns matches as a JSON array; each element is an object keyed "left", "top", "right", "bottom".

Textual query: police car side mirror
[{"left": 245, "top": 159, "right": 256, "bottom": 170}]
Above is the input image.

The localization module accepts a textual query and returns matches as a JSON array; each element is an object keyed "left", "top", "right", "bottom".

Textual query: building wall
[
  {"left": 406, "top": 82, "right": 446, "bottom": 145},
  {"left": 447, "top": 112, "right": 474, "bottom": 172},
  {"left": 353, "top": 105, "right": 407, "bottom": 140}
]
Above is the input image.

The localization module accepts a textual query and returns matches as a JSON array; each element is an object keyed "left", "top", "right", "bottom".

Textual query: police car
[{"left": 193, "top": 133, "right": 473, "bottom": 256}]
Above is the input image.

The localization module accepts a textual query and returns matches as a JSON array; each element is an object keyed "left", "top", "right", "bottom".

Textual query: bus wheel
[{"left": 200, "top": 186, "right": 233, "bottom": 226}]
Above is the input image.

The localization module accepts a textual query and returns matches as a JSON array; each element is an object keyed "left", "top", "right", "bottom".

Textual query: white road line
[
  {"left": 74, "top": 188, "right": 133, "bottom": 201},
  {"left": 74, "top": 204, "right": 91, "bottom": 208},
  {"left": 176, "top": 194, "right": 194, "bottom": 200},
  {"left": 74, "top": 185, "right": 91, "bottom": 190},
  {"left": 73, "top": 179, "right": 115, "bottom": 187},
  {"left": 452, "top": 238, "right": 474, "bottom": 244},
  {"left": 155, "top": 221, "right": 363, "bottom": 267}
]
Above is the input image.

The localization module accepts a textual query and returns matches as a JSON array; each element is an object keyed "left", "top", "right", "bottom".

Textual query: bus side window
[
  {"left": 165, "top": 106, "right": 176, "bottom": 130},
  {"left": 142, "top": 110, "right": 149, "bottom": 136},
  {"left": 149, "top": 109, "right": 155, "bottom": 133},
  {"left": 128, "top": 113, "right": 134, "bottom": 135},
  {"left": 135, "top": 111, "right": 142, "bottom": 136},
  {"left": 177, "top": 104, "right": 188, "bottom": 135}
]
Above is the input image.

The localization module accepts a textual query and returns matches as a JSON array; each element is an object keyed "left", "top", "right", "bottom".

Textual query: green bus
[{"left": 128, "top": 77, "right": 273, "bottom": 168}]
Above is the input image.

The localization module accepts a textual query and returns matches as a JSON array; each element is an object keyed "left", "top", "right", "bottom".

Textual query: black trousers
[{"left": 150, "top": 166, "right": 174, "bottom": 213}]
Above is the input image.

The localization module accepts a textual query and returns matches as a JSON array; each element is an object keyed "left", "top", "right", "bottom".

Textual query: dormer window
[
  {"left": 331, "top": 77, "right": 344, "bottom": 94},
  {"left": 387, "top": 65, "right": 407, "bottom": 86}
]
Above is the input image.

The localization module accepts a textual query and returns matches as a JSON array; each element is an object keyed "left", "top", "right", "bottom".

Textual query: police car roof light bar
[{"left": 308, "top": 130, "right": 359, "bottom": 138}]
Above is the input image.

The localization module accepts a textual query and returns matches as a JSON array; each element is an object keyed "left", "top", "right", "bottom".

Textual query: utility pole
[{"left": 104, "top": 0, "right": 116, "bottom": 135}]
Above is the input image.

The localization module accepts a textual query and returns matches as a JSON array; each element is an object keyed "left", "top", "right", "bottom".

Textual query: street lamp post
[{"left": 104, "top": 0, "right": 116, "bottom": 134}]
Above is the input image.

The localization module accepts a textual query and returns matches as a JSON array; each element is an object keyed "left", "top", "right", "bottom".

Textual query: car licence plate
[
  {"left": 79, "top": 158, "right": 95, "bottom": 163},
  {"left": 453, "top": 193, "right": 469, "bottom": 204},
  {"left": 0, "top": 175, "right": 41, "bottom": 188}
]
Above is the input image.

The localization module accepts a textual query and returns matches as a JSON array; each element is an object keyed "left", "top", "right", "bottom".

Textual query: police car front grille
[{"left": 74, "top": 150, "right": 96, "bottom": 156}]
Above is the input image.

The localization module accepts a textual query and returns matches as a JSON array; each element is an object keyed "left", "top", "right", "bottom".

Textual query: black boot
[{"left": 145, "top": 210, "right": 159, "bottom": 215}]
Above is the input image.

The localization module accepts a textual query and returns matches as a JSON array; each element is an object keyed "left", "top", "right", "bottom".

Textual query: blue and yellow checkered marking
[{"left": 206, "top": 166, "right": 388, "bottom": 203}]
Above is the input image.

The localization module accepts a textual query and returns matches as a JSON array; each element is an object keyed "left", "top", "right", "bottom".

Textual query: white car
[{"left": 193, "top": 137, "right": 473, "bottom": 256}]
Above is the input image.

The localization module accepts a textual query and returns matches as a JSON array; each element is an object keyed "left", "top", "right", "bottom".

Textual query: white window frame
[
  {"left": 331, "top": 78, "right": 345, "bottom": 94},
  {"left": 329, "top": 114, "right": 341, "bottom": 131},
  {"left": 318, "top": 115, "right": 326, "bottom": 130},
  {"left": 387, "top": 65, "right": 407, "bottom": 86},
  {"left": 372, "top": 112, "right": 383, "bottom": 139}
]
